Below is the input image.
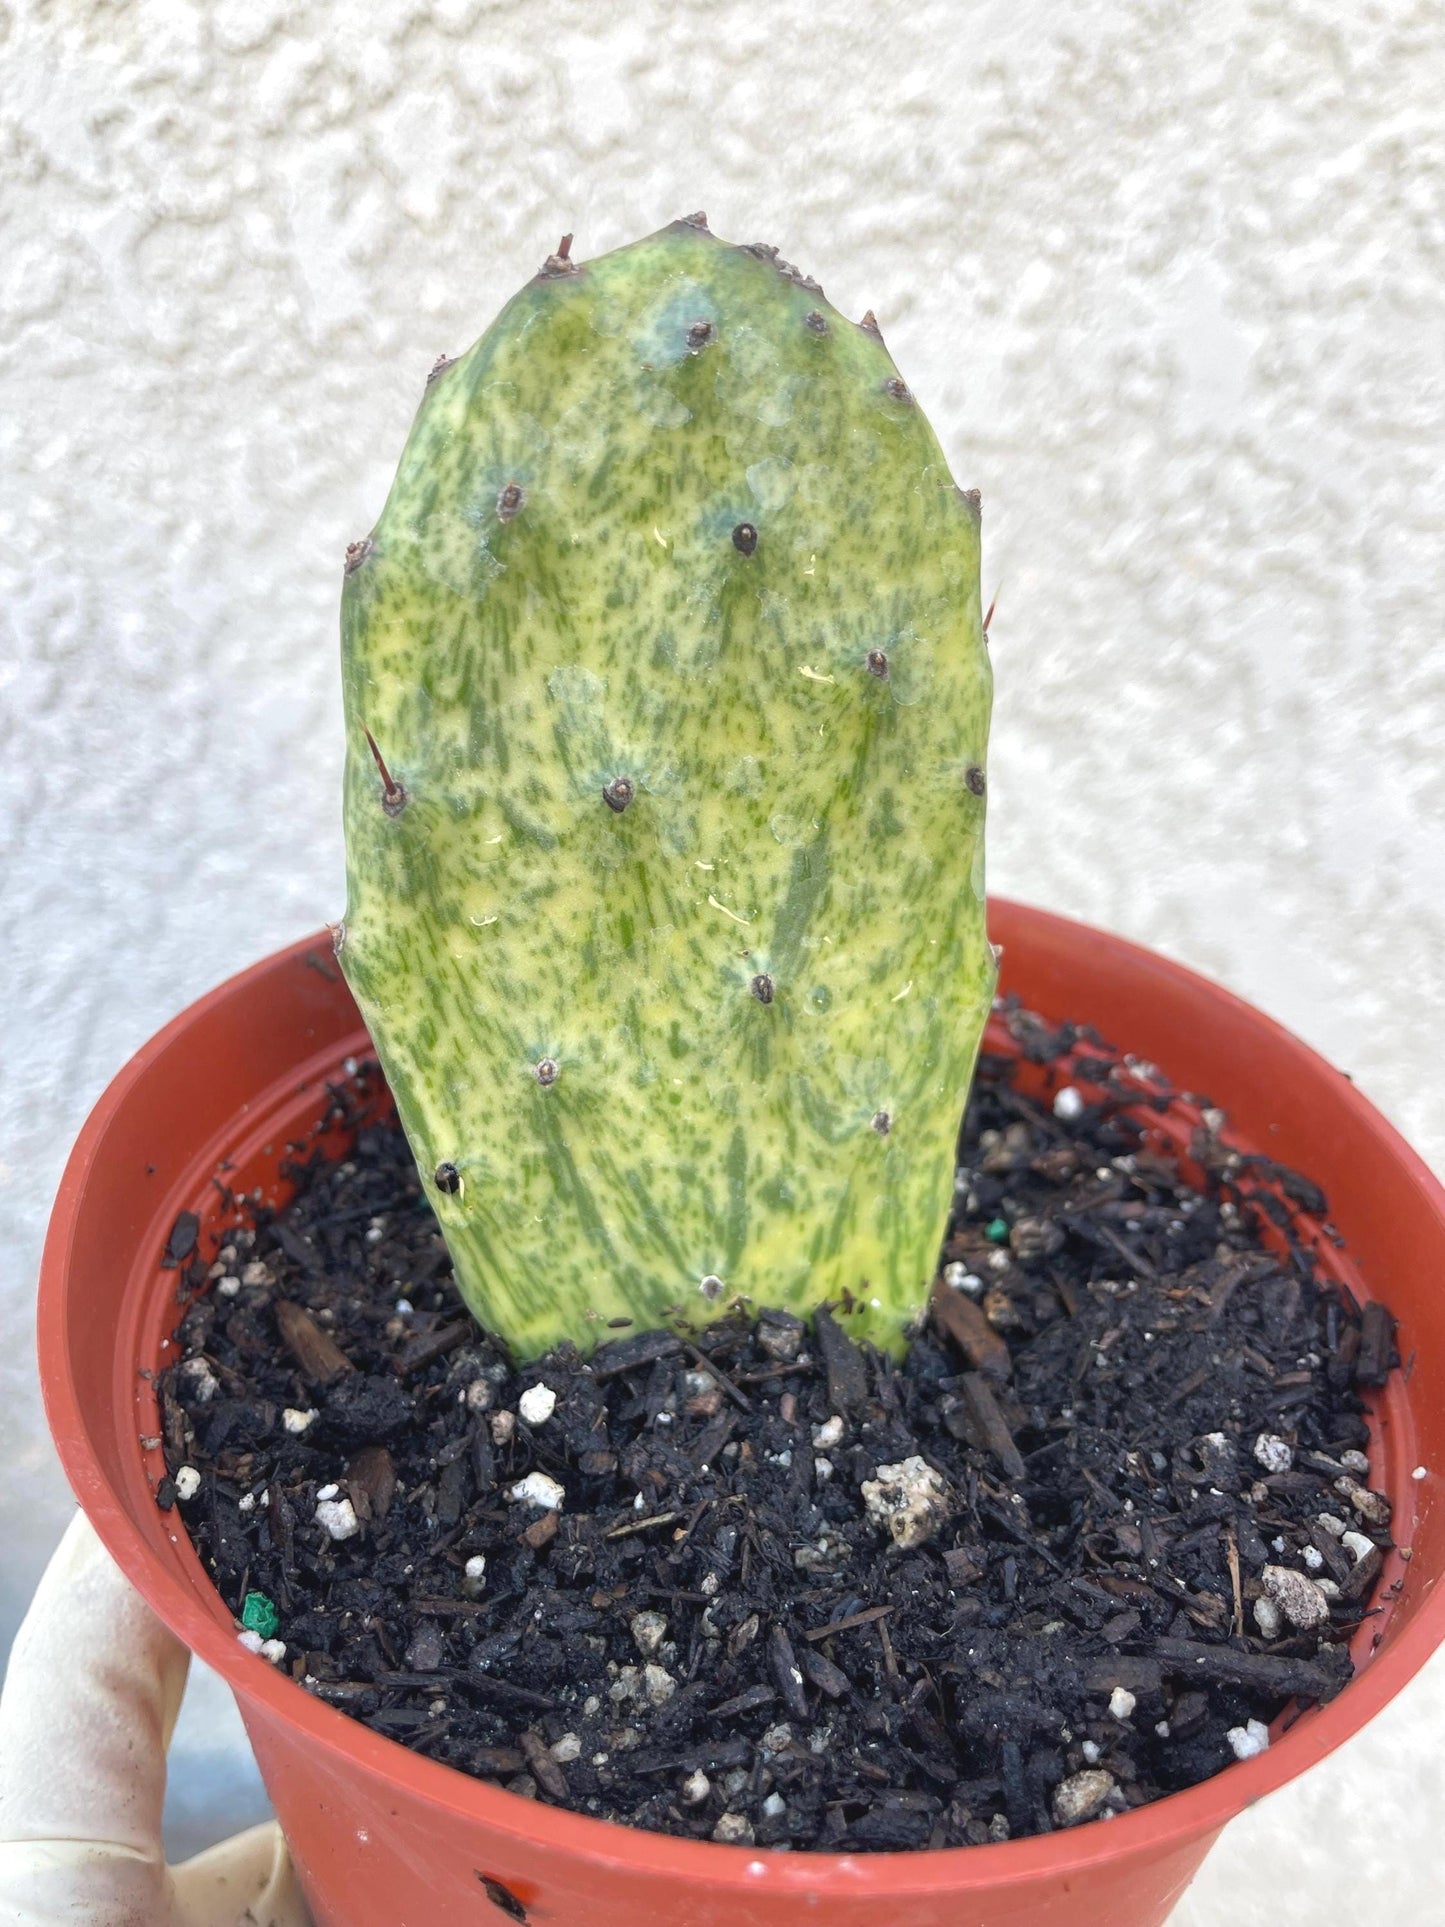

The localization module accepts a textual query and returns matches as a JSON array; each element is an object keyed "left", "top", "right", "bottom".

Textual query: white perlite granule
[
  {"left": 861, "top": 1455, "right": 953, "bottom": 1550},
  {"left": 315, "top": 1497, "right": 361, "bottom": 1542},
  {"left": 1053, "top": 1769, "right": 1115, "bottom": 1826},
  {"left": 1253, "top": 1433, "right": 1293, "bottom": 1474},
  {"left": 630, "top": 1611, "right": 669, "bottom": 1658},
  {"left": 518, "top": 1384, "right": 558, "bottom": 1426},
  {"left": 1261, "top": 1563, "right": 1330, "bottom": 1630},
  {"left": 507, "top": 1471, "right": 565, "bottom": 1512},
  {"left": 1227, "top": 1719, "right": 1271, "bottom": 1761}
]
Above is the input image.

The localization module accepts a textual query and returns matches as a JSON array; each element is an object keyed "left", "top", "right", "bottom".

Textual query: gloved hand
[{"left": 0, "top": 1511, "right": 312, "bottom": 1926}]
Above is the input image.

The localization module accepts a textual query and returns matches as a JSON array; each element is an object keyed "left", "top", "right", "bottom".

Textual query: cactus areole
[{"left": 338, "top": 217, "right": 994, "bottom": 1359}]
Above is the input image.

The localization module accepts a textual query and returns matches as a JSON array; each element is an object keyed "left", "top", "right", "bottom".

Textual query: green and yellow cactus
[{"left": 337, "top": 216, "right": 994, "bottom": 1358}]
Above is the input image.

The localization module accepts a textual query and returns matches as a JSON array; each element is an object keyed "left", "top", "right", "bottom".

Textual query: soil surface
[{"left": 157, "top": 1000, "right": 1400, "bottom": 1852}]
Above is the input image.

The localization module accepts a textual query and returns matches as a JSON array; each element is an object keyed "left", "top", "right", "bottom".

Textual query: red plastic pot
[{"left": 39, "top": 899, "right": 1445, "bottom": 1927}]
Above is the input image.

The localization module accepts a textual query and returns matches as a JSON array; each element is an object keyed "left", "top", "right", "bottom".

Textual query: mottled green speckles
[
  {"left": 339, "top": 218, "right": 993, "bottom": 1358},
  {"left": 868, "top": 789, "right": 906, "bottom": 842}
]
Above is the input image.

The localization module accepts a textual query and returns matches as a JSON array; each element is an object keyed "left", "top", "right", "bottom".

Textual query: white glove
[{"left": 0, "top": 1511, "right": 312, "bottom": 1926}]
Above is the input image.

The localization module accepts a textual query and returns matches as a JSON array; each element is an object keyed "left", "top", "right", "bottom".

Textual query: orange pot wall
[
  {"left": 243, "top": 1689, "right": 1219, "bottom": 1927},
  {"left": 39, "top": 902, "right": 1445, "bottom": 1927}
]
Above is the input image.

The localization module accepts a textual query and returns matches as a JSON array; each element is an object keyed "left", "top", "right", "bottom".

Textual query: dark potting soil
[{"left": 156, "top": 999, "right": 1401, "bottom": 1853}]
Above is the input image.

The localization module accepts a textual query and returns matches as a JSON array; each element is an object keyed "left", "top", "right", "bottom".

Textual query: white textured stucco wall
[{"left": 2, "top": 0, "right": 1442, "bottom": 1912}]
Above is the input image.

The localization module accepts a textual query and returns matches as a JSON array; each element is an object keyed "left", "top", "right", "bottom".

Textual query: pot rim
[{"left": 37, "top": 898, "right": 1445, "bottom": 1896}]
